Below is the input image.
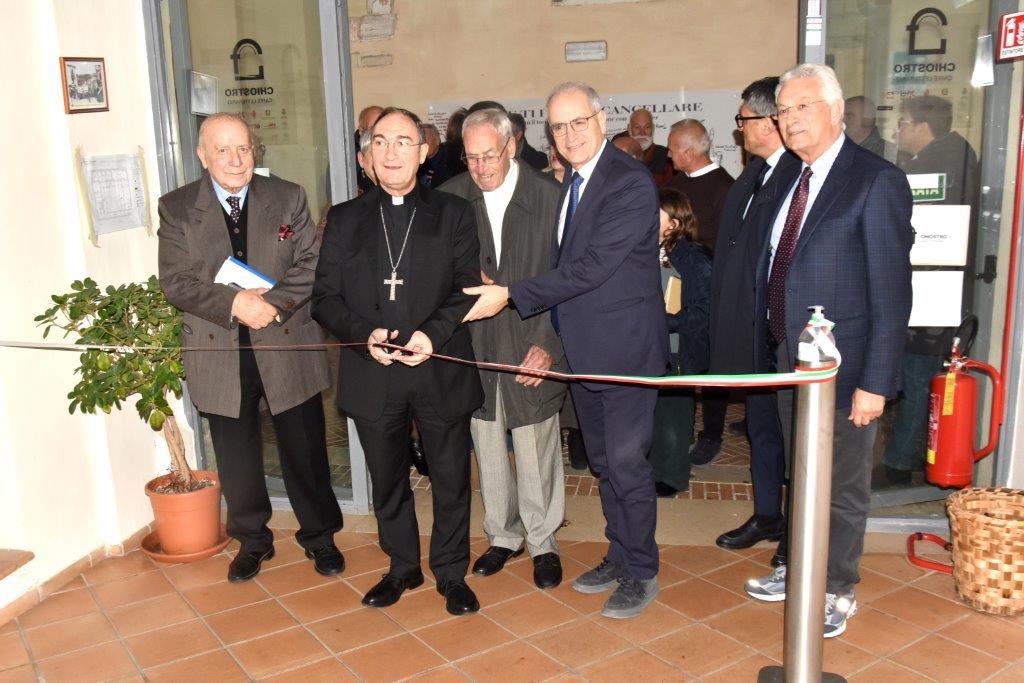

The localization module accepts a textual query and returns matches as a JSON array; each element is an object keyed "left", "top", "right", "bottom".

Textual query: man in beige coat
[{"left": 158, "top": 113, "right": 343, "bottom": 583}]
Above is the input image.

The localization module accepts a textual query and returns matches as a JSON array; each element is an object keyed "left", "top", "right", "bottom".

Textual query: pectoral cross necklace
[{"left": 380, "top": 203, "right": 416, "bottom": 301}]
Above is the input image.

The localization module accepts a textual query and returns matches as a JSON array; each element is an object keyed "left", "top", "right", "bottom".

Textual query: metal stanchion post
[{"left": 759, "top": 357, "right": 844, "bottom": 683}]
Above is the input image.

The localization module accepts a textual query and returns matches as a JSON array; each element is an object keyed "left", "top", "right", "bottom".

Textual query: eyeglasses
[
  {"left": 897, "top": 118, "right": 916, "bottom": 127},
  {"left": 735, "top": 114, "right": 769, "bottom": 129},
  {"left": 772, "top": 100, "right": 826, "bottom": 120},
  {"left": 461, "top": 137, "right": 511, "bottom": 167},
  {"left": 371, "top": 136, "right": 423, "bottom": 152},
  {"left": 549, "top": 111, "right": 601, "bottom": 137}
]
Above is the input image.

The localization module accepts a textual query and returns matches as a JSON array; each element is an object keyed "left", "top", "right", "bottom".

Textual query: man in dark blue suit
[
  {"left": 743, "top": 64, "right": 913, "bottom": 640},
  {"left": 710, "top": 77, "right": 799, "bottom": 557},
  {"left": 463, "top": 82, "right": 668, "bottom": 619}
]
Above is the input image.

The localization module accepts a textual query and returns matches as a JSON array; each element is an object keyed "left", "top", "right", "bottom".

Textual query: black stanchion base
[{"left": 758, "top": 665, "right": 846, "bottom": 682}]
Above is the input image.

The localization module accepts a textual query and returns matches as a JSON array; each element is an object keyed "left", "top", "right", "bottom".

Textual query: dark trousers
[
  {"left": 648, "top": 387, "right": 695, "bottom": 491},
  {"left": 745, "top": 389, "right": 785, "bottom": 519},
  {"left": 204, "top": 347, "right": 343, "bottom": 553},
  {"left": 351, "top": 367, "right": 472, "bottom": 584},
  {"left": 699, "top": 388, "right": 728, "bottom": 441},
  {"left": 773, "top": 338, "right": 877, "bottom": 594},
  {"left": 571, "top": 383, "right": 659, "bottom": 581},
  {"left": 883, "top": 351, "right": 943, "bottom": 471}
]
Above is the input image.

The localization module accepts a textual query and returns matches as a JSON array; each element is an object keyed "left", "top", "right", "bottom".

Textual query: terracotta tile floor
[{"left": 5, "top": 530, "right": 1024, "bottom": 681}]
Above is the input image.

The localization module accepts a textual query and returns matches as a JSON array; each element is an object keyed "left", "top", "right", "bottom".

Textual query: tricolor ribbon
[{"left": 0, "top": 339, "right": 838, "bottom": 388}]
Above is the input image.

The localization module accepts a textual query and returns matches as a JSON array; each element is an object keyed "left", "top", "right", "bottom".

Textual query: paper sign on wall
[
  {"left": 910, "top": 204, "right": 970, "bottom": 266},
  {"left": 910, "top": 271, "right": 964, "bottom": 327}
]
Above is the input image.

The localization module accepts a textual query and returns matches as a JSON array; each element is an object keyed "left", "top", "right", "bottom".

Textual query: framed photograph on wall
[{"left": 60, "top": 57, "right": 108, "bottom": 114}]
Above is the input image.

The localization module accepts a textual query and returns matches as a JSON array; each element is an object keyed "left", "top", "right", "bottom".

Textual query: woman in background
[{"left": 649, "top": 187, "right": 711, "bottom": 497}]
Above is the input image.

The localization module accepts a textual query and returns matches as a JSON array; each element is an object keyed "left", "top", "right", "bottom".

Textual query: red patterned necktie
[
  {"left": 226, "top": 195, "right": 241, "bottom": 223},
  {"left": 767, "top": 166, "right": 813, "bottom": 343}
]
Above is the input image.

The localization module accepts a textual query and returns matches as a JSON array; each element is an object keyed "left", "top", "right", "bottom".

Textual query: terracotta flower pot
[{"left": 144, "top": 470, "right": 223, "bottom": 556}]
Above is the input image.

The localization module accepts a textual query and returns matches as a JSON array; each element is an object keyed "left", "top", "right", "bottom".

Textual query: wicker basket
[{"left": 947, "top": 487, "right": 1024, "bottom": 616}]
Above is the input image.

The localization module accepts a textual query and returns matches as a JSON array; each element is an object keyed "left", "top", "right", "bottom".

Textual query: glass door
[
  {"left": 161, "top": 0, "right": 368, "bottom": 512},
  {"left": 807, "top": 0, "right": 1019, "bottom": 529}
]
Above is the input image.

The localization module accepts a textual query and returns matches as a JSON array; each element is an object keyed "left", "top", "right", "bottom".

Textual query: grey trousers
[
  {"left": 775, "top": 340, "right": 878, "bottom": 594},
  {"left": 470, "top": 381, "right": 565, "bottom": 557}
]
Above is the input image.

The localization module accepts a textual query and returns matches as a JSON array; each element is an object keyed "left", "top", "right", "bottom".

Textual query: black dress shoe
[
  {"left": 690, "top": 435, "right": 723, "bottom": 466},
  {"left": 771, "top": 534, "right": 788, "bottom": 567},
  {"left": 362, "top": 572, "right": 425, "bottom": 607},
  {"left": 437, "top": 580, "right": 480, "bottom": 615},
  {"left": 566, "top": 428, "right": 589, "bottom": 471},
  {"left": 716, "top": 515, "right": 785, "bottom": 550},
  {"left": 410, "top": 439, "right": 429, "bottom": 477},
  {"left": 228, "top": 547, "right": 275, "bottom": 582},
  {"left": 728, "top": 419, "right": 748, "bottom": 436},
  {"left": 655, "top": 481, "right": 679, "bottom": 498},
  {"left": 472, "top": 546, "right": 524, "bottom": 576},
  {"left": 532, "top": 553, "right": 562, "bottom": 589},
  {"left": 305, "top": 544, "right": 345, "bottom": 576}
]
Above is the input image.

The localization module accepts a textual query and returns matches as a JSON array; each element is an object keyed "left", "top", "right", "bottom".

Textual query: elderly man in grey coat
[
  {"left": 159, "top": 113, "right": 344, "bottom": 584},
  {"left": 440, "top": 108, "right": 567, "bottom": 589}
]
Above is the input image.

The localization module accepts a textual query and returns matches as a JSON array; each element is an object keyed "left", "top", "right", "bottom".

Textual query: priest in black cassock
[{"left": 312, "top": 107, "right": 484, "bottom": 616}]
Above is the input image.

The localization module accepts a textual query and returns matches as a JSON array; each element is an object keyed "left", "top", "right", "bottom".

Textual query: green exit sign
[{"left": 908, "top": 173, "right": 947, "bottom": 202}]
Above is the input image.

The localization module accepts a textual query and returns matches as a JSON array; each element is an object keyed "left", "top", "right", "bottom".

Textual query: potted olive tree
[{"left": 36, "top": 276, "right": 226, "bottom": 561}]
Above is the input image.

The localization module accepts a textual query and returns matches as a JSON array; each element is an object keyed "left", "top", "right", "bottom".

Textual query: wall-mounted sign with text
[{"left": 998, "top": 11, "right": 1024, "bottom": 62}]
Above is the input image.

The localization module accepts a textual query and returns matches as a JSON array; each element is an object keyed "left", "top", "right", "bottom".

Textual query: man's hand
[
  {"left": 462, "top": 284, "right": 509, "bottom": 322},
  {"left": 516, "top": 345, "right": 554, "bottom": 387},
  {"left": 232, "top": 288, "right": 277, "bottom": 329},
  {"left": 849, "top": 389, "right": 885, "bottom": 427},
  {"left": 368, "top": 328, "right": 399, "bottom": 365},
  {"left": 395, "top": 330, "right": 433, "bottom": 367},
  {"left": 480, "top": 269, "right": 495, "bottom": 285}
]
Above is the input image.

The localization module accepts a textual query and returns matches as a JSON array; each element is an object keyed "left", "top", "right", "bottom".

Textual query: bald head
[
  {"left": 613, "top": 136, "right": 643, "bottom": 160},
  {"left": 666, "top": 119, "right": 712, "bottom": 174},
  {"left": 358, "top": 105, "right": 384, "bottom": 134}
]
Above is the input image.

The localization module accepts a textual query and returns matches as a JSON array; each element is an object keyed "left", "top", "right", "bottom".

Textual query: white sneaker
[
  {"left": 823, "top": 592, "right": 857, "bottom": 638},
  {"left": 745, "top": 565, "right": 787, "bottom": 602}
]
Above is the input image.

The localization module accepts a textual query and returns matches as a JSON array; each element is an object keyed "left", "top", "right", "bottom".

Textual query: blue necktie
[{"left": 564, "top": 171, "right": 584, "bottom": 237}]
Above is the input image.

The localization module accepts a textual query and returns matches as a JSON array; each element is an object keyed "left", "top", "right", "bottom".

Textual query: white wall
[{"left": 0, "top": 0, "right": 170, "bottom": 606}]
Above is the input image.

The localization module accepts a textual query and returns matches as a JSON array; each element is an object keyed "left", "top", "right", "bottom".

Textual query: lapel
[
  {"left": 463, "top": 182, "right": 498, "bottom": 277},
  {"left": 552, "top": 172, "right": 571, "bottom": 265},
  {"left": 791, "top": 138, "right": 856, "bottom": 262},
  {"left": 560, "top": 145, "right": 614, "bottom": 254},
  {"left": 499, "top": 168, "right": 537, "bottom": 278},
  {"left": 753, "top": 152, "right": 802, "bottom": 281},
  {"left": 187, "top": 174, "right": 232, "bottom": 265},
  {"left": 244, "top": 174, "right": 282, "bottom": 273}
]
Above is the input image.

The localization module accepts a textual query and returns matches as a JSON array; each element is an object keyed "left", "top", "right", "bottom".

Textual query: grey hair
[
  {"left": 462, "top": 108, "right": 514, "bottom": 142},
  {"left": 742, "top": 77, "right": 780, "bottom": 117},
  {"left": 198, "top": 113, "right": 253, "bottom": 147},
  {"left": 359, "top": 127, "right": 374, "bottom": 154},
  {"left": 669, "top": 119, "right": 711, "bottom": 156},
  {"left": 777, "top": 63, "right": 844, "bottom": 104},
  {"left": 546, "top": 82, "right": 602, "bottom": 117}
]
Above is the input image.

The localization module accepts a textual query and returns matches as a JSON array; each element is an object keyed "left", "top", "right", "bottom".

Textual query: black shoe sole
[
  {"left": 304, "top": 549, "right": 346, "bottom": 576},
  {"left": 228, "top": 547, "right": 275, "bottom": 583}
]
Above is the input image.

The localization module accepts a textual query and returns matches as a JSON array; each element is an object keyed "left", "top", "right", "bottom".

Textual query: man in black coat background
[{"left": 708, "top": 77, "right": 799, "bottom": 562}]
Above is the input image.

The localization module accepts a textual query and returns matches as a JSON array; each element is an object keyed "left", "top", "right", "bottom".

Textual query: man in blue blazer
[
  {"left": 743, "top": 64, "right": 914, "bottom": 639},
  {"left": 463, "top": 82, "right": 668, "bottom": 619}
]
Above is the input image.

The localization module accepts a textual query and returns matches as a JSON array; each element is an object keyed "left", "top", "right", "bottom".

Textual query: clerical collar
[{"left": 384, "top": 186, "right": 416, "bottom": 205}]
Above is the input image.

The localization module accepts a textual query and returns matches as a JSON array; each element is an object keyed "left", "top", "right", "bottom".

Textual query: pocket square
[{"left": 278, "top": 224, "right": 296, "bottom": 241}]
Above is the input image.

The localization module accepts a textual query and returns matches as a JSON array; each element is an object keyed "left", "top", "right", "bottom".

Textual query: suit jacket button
[
  {"left": 374, "top": 304, "right": 380, "bottom": 311},
  {"left": 486, "top": 257, "right": 492, "bottom": 264},
  {"left": 285, "top": 299, "right": 295, "bottom": 309},
  {"left": 284, "top": 328, "right": 290, "bottom": 335},
  {"left": 208, "top": 333, "right": 215, "bottom": 340}
]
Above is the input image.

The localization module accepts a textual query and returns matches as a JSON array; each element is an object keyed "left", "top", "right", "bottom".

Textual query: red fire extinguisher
[{"left": 925, "top": 337, "right": 1004, "bottom": 489}]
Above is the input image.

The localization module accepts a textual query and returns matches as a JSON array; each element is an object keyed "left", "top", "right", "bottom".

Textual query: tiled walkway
[{"left": 4, "top": 530, "right": 1024, "bottom": 681}]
